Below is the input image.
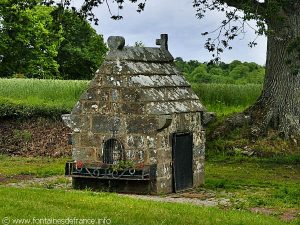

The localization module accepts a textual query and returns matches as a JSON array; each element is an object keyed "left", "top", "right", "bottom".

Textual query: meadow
[
  {"left": 0, "top": 78, "right": 89, "bottom": 118},
  {"left": 191, "top": 83, "right": 262, "bottom": 115},
  {"left": 0, "top": 78, "right": 262, "bottom": 117}
]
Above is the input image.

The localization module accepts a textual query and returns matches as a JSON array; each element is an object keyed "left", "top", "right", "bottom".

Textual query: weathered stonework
[{"left": 64, "top": 34, "right": 206, "bottom": 194}]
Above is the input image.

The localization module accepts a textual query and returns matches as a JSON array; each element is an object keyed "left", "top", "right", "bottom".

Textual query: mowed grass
[
  {"left": 204, "top": 156, "right": 300, "bottom": 210},
  {"left": 0, "top": 78, "right": 262, "bottom": 116},
  {"left": 0, "top": 155, "right": 68, "bottom": 177},
  {"left": 0, "top": 155, "right": 298, "bottom": 223},
  {"left": 0, "top": 187, "right": 296, "bottom": 225}
]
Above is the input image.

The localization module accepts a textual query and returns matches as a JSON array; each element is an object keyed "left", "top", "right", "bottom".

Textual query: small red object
[
  {"left": 136, "top": 163, "right": 144, "bottom": 169},
  {"left": 76, "top": 160, "right": 84, "bottom": 169}
]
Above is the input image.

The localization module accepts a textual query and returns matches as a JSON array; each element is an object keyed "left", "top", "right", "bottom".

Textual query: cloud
[{"left": 84, "top": 0, "right": 267, "bottom": 65}]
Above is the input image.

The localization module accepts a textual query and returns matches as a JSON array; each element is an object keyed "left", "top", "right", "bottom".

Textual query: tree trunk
[{"left": 247, "top": 5, "right": 300, "bottom": 138}]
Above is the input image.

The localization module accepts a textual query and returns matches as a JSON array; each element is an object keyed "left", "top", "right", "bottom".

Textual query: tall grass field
[
  {"left": 0, "top": 78, "right": 262, "bottom": 117},
  {"left": 192, "top": 83, "right": 262, "bottom": 115},
  {"left": 0, "top": 78, "right": 89, "bottom": 118},
  {"left": 0, "top": 78, "right": 88, "bottom": 109}
]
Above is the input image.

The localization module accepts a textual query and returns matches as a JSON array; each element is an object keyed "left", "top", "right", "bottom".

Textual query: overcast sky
[{"left": 76, "top": 0, "right": 267, "bottom": 65}]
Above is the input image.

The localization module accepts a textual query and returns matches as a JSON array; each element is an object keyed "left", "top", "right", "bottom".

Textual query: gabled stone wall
[{"left": 65, "top": 34, "right": 206, "bottom": 194}]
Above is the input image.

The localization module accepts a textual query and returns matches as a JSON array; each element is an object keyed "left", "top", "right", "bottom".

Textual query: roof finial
[
  {"left": 107, "top": 36, "right": 125, "bottom": 50},
  {"left": 156, "top": 34, "right": 168, "bottom": 51}
]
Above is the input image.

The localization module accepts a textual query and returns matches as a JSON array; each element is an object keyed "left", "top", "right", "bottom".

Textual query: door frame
[{"left": 172, "top": 132, "right": 193, "bottom": 193}]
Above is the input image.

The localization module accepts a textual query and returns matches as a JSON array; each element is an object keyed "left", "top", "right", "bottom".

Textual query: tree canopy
[
  {"left": 0, "top": 4, "right": 62, "bottom": 78},
  {"left": 57, "top": 10, "right": 108, "bottom": 80},
  {"left": 191, "top": 0, "right": 298, "bottom": 62},
  {"left": 0, "top": 1, "right": 107, "bottom": 79},
  {"left": 174, "top": 58, "right": 265, "bottom": 85},
  {"left": 54, "top": 0, "right": 298, "bottom": 65}
]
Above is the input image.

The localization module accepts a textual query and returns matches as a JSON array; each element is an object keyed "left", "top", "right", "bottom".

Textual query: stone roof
[
  {"left": 105, "top": 46, "right": 174, "bottom": 63},
  {"left": 72, "top": 34, "right": 205, "bottom": 116}
]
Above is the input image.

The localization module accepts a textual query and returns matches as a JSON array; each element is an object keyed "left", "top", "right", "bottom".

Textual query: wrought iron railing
[{"left": 65, "top": 161, "right": 156, "bottom": 181}]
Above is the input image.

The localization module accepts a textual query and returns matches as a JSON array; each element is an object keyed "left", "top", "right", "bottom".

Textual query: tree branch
[{"left": 218, "top": 0, "right": 266, "bottom": 16}]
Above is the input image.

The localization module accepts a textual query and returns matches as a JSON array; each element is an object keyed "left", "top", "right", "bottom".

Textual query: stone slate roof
[{"left": 73, "top": 34, "right": 204, "bottom": 116}]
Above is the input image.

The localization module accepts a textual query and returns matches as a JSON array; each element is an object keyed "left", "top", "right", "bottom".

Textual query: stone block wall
[{"left": 66, "top": 35, "right": 206, "bottom": 194}]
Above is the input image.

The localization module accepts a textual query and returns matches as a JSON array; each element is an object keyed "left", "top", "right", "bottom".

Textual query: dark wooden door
[{"left": 172, "top": 133, "right": 193, "bottom": 192}]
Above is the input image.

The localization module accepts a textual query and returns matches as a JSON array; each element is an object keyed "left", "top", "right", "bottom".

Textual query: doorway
[{"left": 172, "top": 133, "right": 193, "bottom": 192}]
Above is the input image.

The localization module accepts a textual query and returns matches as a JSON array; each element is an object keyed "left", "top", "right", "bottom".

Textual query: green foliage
[
  {"left": 229, "top": 64, "right": 250, "bottom": 80},
  {"left": 175, "top": 59, "right": 265, "bottom": 85},
  {"left": 12, "top": 130, "right": 32, "bottom": 143},
  {"left": 0, "top": 3, "right": 107, "bottom": 79},
  {"left": 0, "top": 3, "right": 63, "bottom": 78},
  {"left": 56, "top": 10, "right": 108, "bottom": 80},
  {"left": 0, "top": 98, "right": 70, "bottom": 119},
  {"left": 189, "top": 64, "right": 210, "bottom": 83},
  {"left": 111, "top": 160, "right": 135, "bottom": 171},
  {"left": 174, "top": 57, "right": 201, "bottom": 75}
]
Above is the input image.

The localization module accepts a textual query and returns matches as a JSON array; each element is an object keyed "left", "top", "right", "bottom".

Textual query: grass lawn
[
  {"left": 0, "top": 154, "right": 299, "bottom": 224},
  {"left": 0, "top": 187, "right": 297, "bottom": 225},
  {"left": 204, "top": 156, "right": 300, "bottom": 211},
  {"left": 0, "top": 154, "right": 68, "bottom": 177}
]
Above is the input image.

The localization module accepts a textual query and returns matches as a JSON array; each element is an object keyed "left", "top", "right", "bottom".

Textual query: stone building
[{"left": 64, "top": 34, "right": 207, "bottom": 194}]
